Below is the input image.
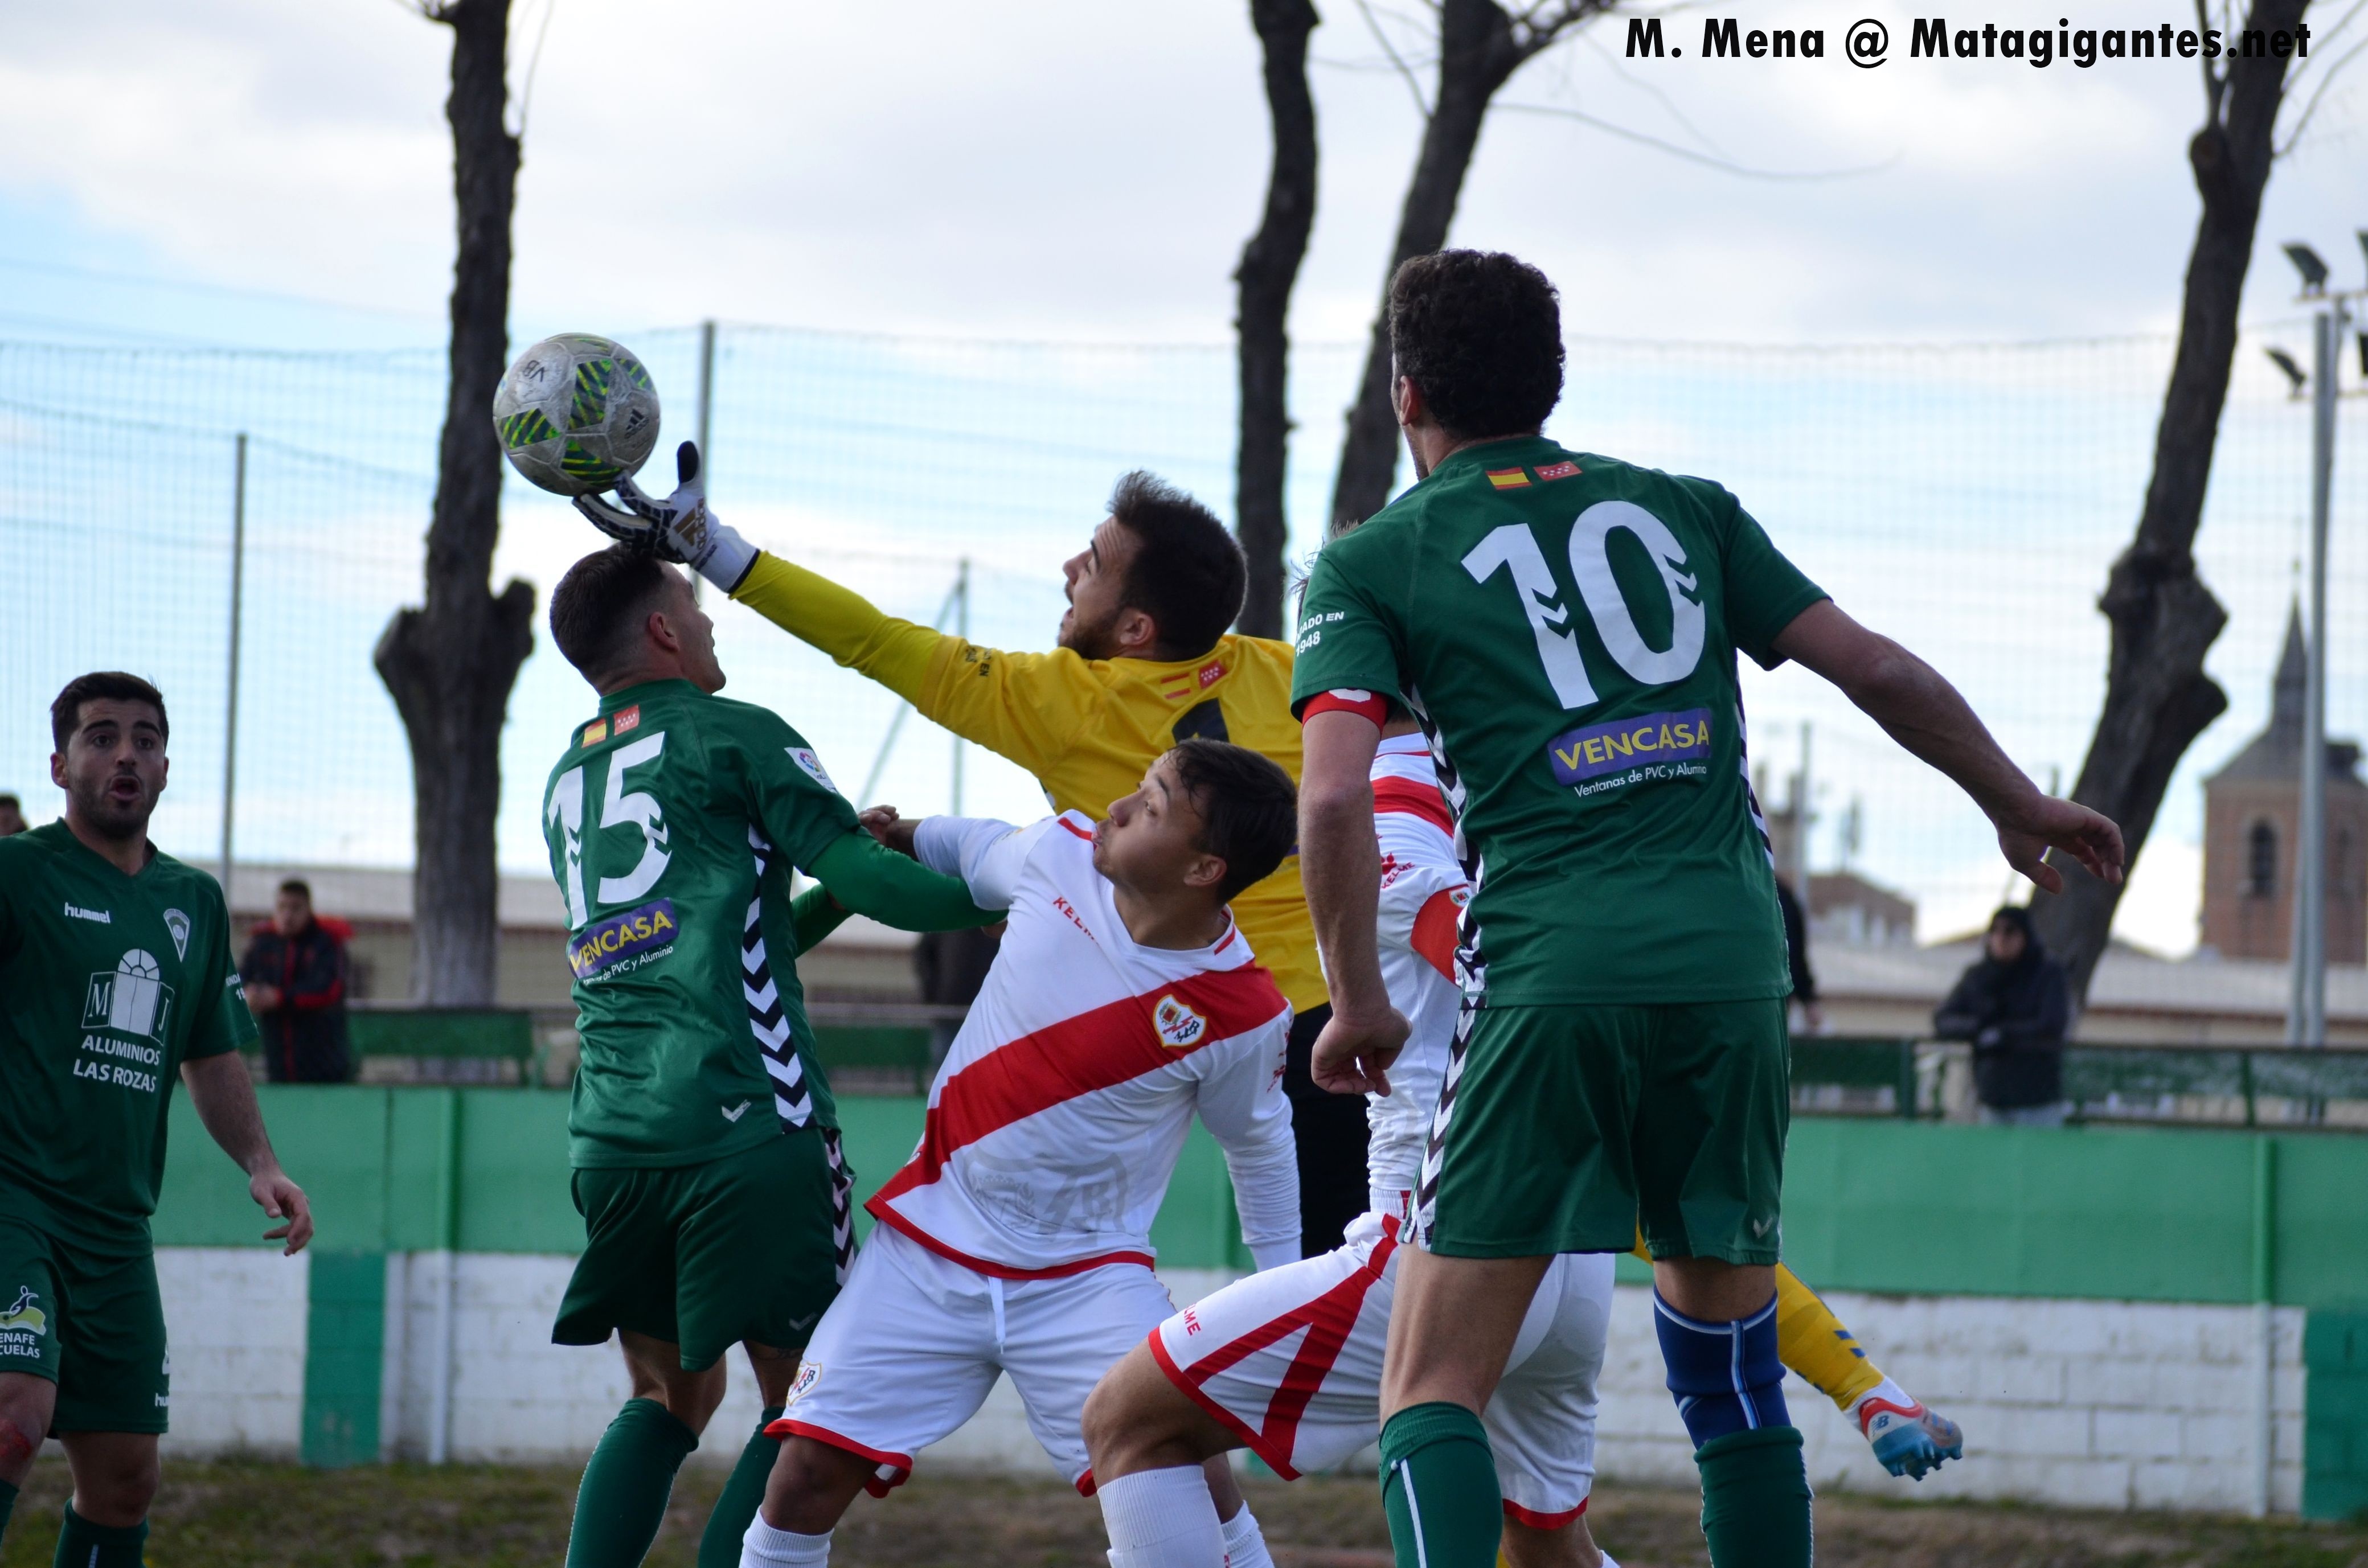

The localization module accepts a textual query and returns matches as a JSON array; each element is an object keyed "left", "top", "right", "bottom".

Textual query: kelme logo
[
  {"left": 1153, "top": 995, "right": 1207, "bottom": 1049},
  {"left": 0, "top": 1287, "right": 48, "bottom": 1336}
]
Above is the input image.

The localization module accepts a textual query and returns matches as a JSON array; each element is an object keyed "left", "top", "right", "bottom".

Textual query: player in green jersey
[
  {"left": 542, "top": 548, "right": 995, "bottom": 1568},
  {"left": 1292, "top": 253, "right": 2125, "bottom": 1568},
  {"left": 0, "top": 672, "right": 314, "bottom": 1565}
]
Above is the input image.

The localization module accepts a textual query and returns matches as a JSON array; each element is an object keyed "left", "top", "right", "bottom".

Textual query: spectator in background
[
  {"left": 0, "top": 793, "right": 26, "bottom": 835},
  {"left": 1932, "top": 905, "right": 2072, "bottom": 1126},
  {"left": 240, "top": 879, "right": 354, "bottom": 1083},
  {"left": 913, "top": 923, "right": 1002, "bottom": 1068},
  {"left": 1775, "top": 875, "right": 1824, "bottom": 1033}
]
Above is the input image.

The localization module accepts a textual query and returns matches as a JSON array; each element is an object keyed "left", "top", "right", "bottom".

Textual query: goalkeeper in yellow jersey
[{"left": 577, "top": 447, "right": 1965, "bottom": 1487}]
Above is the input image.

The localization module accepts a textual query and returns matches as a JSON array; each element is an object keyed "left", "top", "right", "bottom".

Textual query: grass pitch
[{"left": 3, "top": 1459, "right": 2363, "bottom": 1567}]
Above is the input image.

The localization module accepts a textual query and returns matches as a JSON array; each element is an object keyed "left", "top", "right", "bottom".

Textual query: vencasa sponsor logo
[{"left": 568, "top": 898, "right": 678, "bottom": 980}]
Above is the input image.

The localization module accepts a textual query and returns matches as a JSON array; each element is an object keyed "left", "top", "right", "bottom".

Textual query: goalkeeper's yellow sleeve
[
  {"left": 731, "top": 552, "right": 1093, "bottom": 783},
  {"left": 1629, "top": 1234, "right": 1884, "bottom": 1413}
]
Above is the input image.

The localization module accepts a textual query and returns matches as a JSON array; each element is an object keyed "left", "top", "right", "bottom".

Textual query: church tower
[{"left": 2199, "top": 608, "right": 2368, "bottom": 963}]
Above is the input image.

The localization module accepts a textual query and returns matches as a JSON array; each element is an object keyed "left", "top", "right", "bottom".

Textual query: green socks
[
  {"left": 1698, "top": 1425, "right": 1814, "bottom": 1568},
  {"left": 565, "top": 1398, "right": 701, "bottom": 1568},
  {"left": 1378, "top": 1402, "right": 1501, "bottom": 1568},
  {"left": 698, "top": 1404, "right": 786, "bottom": 1568},
  {"left": 54, "top": 1502, "right": 147, "bottom": 1567}
]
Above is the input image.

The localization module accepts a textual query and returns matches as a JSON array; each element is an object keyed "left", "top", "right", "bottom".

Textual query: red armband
[{"left": 1300, "top": 688, "right": 1390, "bottom": 728}]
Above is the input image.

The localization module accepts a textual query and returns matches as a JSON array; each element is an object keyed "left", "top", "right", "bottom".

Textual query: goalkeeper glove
[{"left": 573, "top": 441, "right": 757, "bottom": 593}]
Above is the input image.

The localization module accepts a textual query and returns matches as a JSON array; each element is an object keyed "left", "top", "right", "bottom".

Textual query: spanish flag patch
[
  {"left": 1536, "top": 460, "right": 1580, "bottom": 481},
  {"left": 1485, "top": 467, "right": 1531, "bottom": 490},
  {"left": 581, "top": 720, "right": 608, "bottom": 747}
]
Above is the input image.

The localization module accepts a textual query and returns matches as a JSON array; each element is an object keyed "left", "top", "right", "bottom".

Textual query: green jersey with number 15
[
  {"left": 1291, "top": 437, "right": 1828, "bottom": 1006},
  {"left": 541, "top": 679, "right": 860, "bottom": 1168}
]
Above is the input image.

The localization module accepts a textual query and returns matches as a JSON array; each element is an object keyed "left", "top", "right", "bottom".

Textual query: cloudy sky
[
  {"left": 3, "top": 0, "right": 2359, "bottom": 348},
  {"left": 1, "top": 0, "right": 2362, "bottom": 955}
]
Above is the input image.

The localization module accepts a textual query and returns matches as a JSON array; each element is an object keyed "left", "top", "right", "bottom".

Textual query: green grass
[{"left": 5, "top": 1459, "right": 2366, "bottom": 1567}]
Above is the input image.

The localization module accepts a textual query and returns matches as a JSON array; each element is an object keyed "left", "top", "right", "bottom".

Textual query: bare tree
[
  {"left": 1236, "top": 0, "right": 1324, "bottom": 638},
  {"left": 2031, "top": 0, "right": 2333, "bottom": 999},
  {"left": 1328, "top": 0, "right": 1617, "bottom": 534},
  {"left": 375, "top": 0, "right": 535, "bottom": 1005}
]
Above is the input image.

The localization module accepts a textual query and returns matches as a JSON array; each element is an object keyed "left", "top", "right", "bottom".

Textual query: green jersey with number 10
[
  {"left": 541, "top": 679, "right": 861, "bottom": 1168},
  {"left": 1291, "top": 437, "right": 1828, "bottom": 1006}
]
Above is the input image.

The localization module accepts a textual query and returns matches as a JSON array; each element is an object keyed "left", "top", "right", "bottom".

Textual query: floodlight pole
[
  {"left": 219, "top": 433, "right": 248, "bottom": 898},
  {"left": 2287, "top": 296, "right": 2348, "bottom": 1051}
]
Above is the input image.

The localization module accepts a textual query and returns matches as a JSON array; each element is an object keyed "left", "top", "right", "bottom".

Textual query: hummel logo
[
  {"left": 720, "top": 1101, "right": 752, "bottom": 1123},
  {"left": 63, "top": 902, "right": 111, "bottom": 924},
  {"left": 1750, "top": 1216, "right": 1776, "bottom": 1238},
  {"left": 784, "top": 1310, "right": 821, "bottom": 1333}
]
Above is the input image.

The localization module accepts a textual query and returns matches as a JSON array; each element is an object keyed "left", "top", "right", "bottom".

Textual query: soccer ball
[{"left": 491, "top": 334, "right": 661, "bottom": 497}]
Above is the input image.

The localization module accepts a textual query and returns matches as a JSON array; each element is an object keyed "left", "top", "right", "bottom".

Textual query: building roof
[{"left": 2209, "top": 604, "right": 2365, "bottom": 785}]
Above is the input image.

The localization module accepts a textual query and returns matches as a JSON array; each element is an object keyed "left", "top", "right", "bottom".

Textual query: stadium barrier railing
[{"left": 1792, "top": 1034, "right": 2368, "bottom": 1129}]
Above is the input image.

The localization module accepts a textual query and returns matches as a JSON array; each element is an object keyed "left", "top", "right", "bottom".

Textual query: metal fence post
[{"left": 219, "top": 433, "right": 247, "bottom": 894}]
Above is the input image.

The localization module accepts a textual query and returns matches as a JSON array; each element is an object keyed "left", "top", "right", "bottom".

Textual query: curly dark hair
[{"left": 1387, "top": 250, "right": 1564, "bottom": 441}]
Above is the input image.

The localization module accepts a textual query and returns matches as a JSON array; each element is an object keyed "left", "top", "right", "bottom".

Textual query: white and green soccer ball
[{"left": 491, "top": 333, "right": 661, "bottom": 497}]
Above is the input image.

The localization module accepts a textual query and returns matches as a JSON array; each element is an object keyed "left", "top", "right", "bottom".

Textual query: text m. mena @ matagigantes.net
[{"left": 1623, "top": 14, "right": 2310, "bottom": 67}]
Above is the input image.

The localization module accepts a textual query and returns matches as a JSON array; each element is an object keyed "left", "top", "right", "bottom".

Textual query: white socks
[
  {"left": 740, "top": 1513, "right": 832, "bottom": 1567},
  {"left": 1219, "top": 1502, "right": 1274, "bottom": 1568},
  {"left": 1099, "top": 1464, "right": 1226, "bottom": 1568}
]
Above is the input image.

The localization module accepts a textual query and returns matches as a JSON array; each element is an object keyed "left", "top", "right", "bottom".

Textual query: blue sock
[{"left": 1653, "top": 1290, "right": 1789, "bottom": 1447}]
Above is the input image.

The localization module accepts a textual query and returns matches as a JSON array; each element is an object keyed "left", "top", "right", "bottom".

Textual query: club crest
[
  {"left": 784, "top": 1360, "right": 824, "bottom": 1407},
  {"left": 163, "top": 908, "right": 191, "bottom": 961},
  {"left": 1153, "top": 995, "right": 1207, "bottom": 1049}
]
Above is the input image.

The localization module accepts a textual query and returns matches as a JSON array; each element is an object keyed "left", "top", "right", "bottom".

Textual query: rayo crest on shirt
[{"left": 1152, "top": 994, "right": 1207, "bottom": 1049}]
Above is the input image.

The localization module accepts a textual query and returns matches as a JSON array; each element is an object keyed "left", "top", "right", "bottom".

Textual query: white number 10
[{"left": 1461, "top": 501, "right": 1706, "bottom": 709}]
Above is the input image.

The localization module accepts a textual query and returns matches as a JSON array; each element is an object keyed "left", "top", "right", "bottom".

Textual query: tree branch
[
  {"left": 1494, "top": 100, "right": 1898, "bottom": 180},
  {"left": 1355, "top": 0, "right": 1436, "bottom": 117}
]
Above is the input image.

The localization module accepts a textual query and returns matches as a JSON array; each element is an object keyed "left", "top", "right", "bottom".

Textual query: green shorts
[
  {"left": 1419, "top": 999, "right": 1791, "bottom": 1265},
  {"left": 555, "top": 1126, "right": 851, "bottom": 1372},
  {"left": 0, "top": 1215, "right": 170, "bottom": 1435}
]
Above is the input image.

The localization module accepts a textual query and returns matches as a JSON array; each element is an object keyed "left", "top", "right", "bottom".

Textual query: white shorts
[
  {"left": 1151, "top": 1211, "right": 1613, "bottom": 1527},
  {"left": 768, "top": 1222, "right": 1176, "bottom": 1495}
]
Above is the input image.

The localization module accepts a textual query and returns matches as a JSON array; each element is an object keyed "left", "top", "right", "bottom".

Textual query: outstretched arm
[
  {"left": 1773, "top": 600, "right": 2124, "bottom": 893},
  {"left": 805, "top": 830, "right": 999, "bottom": 933},
  {"left": 179, "top": 1052, "right": 313, "bottom": 1255}
]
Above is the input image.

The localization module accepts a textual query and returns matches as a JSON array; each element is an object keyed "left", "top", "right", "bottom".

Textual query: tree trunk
[
  {"left": 2029, "top": 0, "right": 2308, "bottom": 1001},
  {"left": 1234, "top": 0, "right": 1321, "bottom": 639},
  {"left": 374, "top": 0, "right": 535, "bottom": 1005},
  {"left": 1328, "top": 0, "right": 1534, "bottom": 534}
]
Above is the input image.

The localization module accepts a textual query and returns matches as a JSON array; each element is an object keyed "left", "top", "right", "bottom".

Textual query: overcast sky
[
  {"left": 2, "top": 0, "right": 2359, "bottom": 348},
  {"left": 2, "top": 0, "right": 2363, "bottom": 955}
]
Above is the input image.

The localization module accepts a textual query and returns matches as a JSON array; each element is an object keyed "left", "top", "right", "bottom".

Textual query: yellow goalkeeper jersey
[{"left": 732, "top": 553, "right": 1328, "bottom": 1012}]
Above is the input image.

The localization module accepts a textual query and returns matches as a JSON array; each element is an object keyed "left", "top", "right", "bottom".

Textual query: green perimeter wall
[
  {"left": 155, "top": 1091, "right": 2368, "bottom": 1306},
  {"left": 152, "top": 1091, "right": 2368, "bottom": 1509}
]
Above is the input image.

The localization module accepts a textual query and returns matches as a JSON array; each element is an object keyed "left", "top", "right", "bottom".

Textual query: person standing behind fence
[
  {"left": 239, "top": 879, "right": 353, "bottom": 1084},
  {"left": 1932, "top": 905, "right": 2072, "bottom": 1126},
  {"left": 0, "top": 794, "right": 25, "bottom": 836}
]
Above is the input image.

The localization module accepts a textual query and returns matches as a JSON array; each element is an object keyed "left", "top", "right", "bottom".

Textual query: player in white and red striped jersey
[
  {"left": 740, "top": 740, "right": 1303, "bottom": 1568},
  {"left": 1083, "top": 714, "right": 1623, "bottom": 1568}
]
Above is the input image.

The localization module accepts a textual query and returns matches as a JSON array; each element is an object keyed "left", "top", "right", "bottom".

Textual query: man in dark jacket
[
  {"left": 1933, "top": 905, "right": 2071, "bottom": 1124},
  {"left": 239, "top": 879, "right": 353, "bottom": 1083}
]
